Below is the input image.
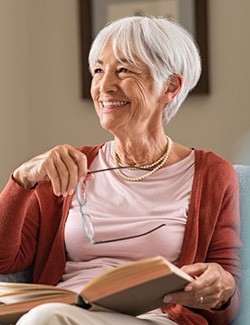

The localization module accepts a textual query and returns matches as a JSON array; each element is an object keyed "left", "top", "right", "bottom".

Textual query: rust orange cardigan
[{"left": 0, "top": 145, "right": 241, "bottom": 325}]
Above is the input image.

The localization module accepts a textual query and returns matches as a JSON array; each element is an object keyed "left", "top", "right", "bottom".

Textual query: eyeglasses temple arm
[{"left": 87, "top": 166, "right": 152, "bottom": 175}]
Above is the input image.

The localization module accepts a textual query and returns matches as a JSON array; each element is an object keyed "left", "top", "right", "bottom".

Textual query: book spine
[{"left": 76, "top": 295, "right": 92, "bottom": 310}]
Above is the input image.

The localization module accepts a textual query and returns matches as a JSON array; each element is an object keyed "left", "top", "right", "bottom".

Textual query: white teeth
[{"left": 102, "top": 101, "right": 128, "bottom": 107}]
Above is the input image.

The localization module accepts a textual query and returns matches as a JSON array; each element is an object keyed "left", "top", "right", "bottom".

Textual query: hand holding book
[{"left": 163, "top": 262, "right": 236, "bottom": 310}]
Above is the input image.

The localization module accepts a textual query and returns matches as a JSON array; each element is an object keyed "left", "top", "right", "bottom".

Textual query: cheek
[
  {"left": 90, "top": 76, "right": 102, "bottom": 97},
  {"left": 132, "top": 87, "right": 150, "bottom": 109},
  {"left": 90, "top": 89, "right": 100, "bottom": 113},
  {"left": 90, "top": 81, "right": 97, "bottom": 100}
]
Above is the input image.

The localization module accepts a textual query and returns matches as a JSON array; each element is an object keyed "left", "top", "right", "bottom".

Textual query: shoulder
[
  {"left": 76, "top": 143, "right": 104, "bottom": 156},
  {"left": 194, "top": 149, "right": 238, "bottom": 187},
  {"left": 75, "top": 143, "right": 105, "bottom": 166},
  {"left": 171, "top": 142, "right": 236, "bottom": 178},
  {"left": 194, "top": 149, "right": 234, "bottom": 171}
]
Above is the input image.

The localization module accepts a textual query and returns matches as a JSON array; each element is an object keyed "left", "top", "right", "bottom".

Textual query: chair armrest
[{"left": 0, "top": 267, "right": 33, "bottom": 283}]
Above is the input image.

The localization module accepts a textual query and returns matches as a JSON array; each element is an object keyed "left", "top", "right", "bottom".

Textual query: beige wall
[
  {"left": 0, "top": 1, "right": 30, "bottom": 189},
  {"left": 0, "top": 0, "right": 250, "bottom": 190}
]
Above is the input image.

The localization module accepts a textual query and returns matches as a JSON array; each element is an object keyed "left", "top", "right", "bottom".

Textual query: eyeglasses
[{"left": 76, "top": 166, "right": 166, "bottom": 245}]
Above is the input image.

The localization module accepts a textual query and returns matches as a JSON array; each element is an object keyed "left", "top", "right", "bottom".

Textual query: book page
[{"left": 82, "top": 256, "right": 192, "bottom": 302}]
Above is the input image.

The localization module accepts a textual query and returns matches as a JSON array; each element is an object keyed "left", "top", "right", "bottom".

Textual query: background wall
[
  {"left": 0, "top": 0, "right": 249, "bottom": 190},
  {"left": 0, "top": 1, "right": 30, "bottom": 189}
]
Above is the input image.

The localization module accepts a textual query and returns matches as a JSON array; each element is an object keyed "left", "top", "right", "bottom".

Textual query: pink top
[{"left": 57, "top": 141, "right": 195, "bottom": 295}]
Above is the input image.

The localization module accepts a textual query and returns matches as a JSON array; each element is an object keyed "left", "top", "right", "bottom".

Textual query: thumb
[{"left": 181, "top": 263, "right": 208, "bottom": 277}]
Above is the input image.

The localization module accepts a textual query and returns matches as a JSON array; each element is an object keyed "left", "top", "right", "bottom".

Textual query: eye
[
  {"left": 117, "top": 67, "right": 130, "bottom": 73},
  {"left": 93, "top": 68, "right": 103, "bottom": 74}
]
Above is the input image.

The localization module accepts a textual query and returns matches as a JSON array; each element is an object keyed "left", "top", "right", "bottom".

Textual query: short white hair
[{"left": 89, "top": 16, "right": 201, "bottom": 124}]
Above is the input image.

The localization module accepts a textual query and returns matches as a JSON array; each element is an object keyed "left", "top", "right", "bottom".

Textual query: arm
[
  {"left": 0, "top": 144, "right": 90, "bottom": 273},
  {"left": 164, "top": 163, "right": 241, "bottom": 324},
  {"left": 0, "top": 177, "right": 40, "bottom": 272}
]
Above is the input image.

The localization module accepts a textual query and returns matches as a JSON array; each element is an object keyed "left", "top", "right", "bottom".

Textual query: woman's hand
[
  {"left": 13, "top": 145, "right": 90, "bottom": 196},
  {"left": 163, "top": 262, "right": 236, "bottom": 309}
]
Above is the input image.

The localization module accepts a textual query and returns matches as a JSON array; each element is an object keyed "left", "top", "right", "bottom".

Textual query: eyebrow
[{"left": 96, "top": 58, "right": 132, "bottom": 65}]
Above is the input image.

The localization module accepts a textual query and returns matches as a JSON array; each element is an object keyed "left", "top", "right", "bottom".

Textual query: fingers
[
  {"left": 164, "top": 289, "right": 209, "bottom": 310},
  {"left": 45, "top": 145, "right": 88, "bottom": 196},
  {"left": 13, "top": 144, "right": 90, "bottom": 196},
  {"left": 69, "top": 150, "right": 87, "bottom": 181},
  {"left": 184, "top": 263, "right": 227, "bottom": 309},
  {"left": 181, "top": 263, "right": 208, "bottom": 277},
  {"left": 164, "top": 263, "right": 236, "bottom": 310}
]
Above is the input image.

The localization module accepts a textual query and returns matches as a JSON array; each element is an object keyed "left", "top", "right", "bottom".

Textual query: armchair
[{"left": 231, "top": 165, "right": 250, "bottom": 325}]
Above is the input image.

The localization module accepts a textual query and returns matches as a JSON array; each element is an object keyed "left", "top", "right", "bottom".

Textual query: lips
[
  {"left": 102, "top": 101, "right": 129, "bottom": 108},
  {"left": 100, "top": 101, "right": 130, "bottom": 113}
]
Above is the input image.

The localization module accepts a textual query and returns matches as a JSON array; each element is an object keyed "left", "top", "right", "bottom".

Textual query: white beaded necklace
[{"left": 112, "top": 136, "right": 173, "bottom": 182}]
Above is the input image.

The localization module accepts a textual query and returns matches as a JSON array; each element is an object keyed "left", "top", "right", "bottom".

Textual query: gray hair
[{"left": 89, "top": 16, "right": 201, "bottom": 125}]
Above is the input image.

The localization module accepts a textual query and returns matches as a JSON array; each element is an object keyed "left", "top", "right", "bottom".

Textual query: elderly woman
[{"left": 0, "top": 16, "right": 240, "bottom": 325}]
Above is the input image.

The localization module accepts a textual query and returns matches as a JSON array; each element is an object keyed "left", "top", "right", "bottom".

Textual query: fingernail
[
  {"left": 185, "top": 285, "right": 192, "bottom": 292},
  {"left": 163, "top": 295, "right": 172, "bottom": 303},
  {"left": 63, "top": 192, "right": 68, "bottom": 197}
]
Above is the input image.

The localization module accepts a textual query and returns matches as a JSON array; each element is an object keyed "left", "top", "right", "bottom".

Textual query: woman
[{"left": 0, "top": 16, "right": 240, "bottom": 325}]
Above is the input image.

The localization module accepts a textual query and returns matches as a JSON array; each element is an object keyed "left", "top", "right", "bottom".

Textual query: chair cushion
[{"left": 232, "top": 165, "right": 250, "bottom": 324}]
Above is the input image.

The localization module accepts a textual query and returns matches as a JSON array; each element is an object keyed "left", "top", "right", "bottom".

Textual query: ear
[{"left": 161, "top": 74, "right": 183, "bottom": 103}]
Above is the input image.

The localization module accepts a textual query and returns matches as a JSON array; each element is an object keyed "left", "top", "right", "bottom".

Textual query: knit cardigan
[{"left": 0, "top": 145, "right": 241, "bottom": 325}]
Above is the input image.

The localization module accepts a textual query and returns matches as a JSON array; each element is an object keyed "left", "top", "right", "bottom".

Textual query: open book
[{"left": 0, "top": 256, "right": 192, "bottom": 324}]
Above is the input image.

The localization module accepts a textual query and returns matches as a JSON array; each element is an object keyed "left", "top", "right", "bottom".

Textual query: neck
[
  {"left": 113, "top": 133, "right": 170, "bottom": 167},
  {"left": 113, "top": 136, "right": 173, "bottom": 182}
]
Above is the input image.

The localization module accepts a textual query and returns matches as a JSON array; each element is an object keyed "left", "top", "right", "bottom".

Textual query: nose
[{"left": 99, "top": 71, "right": 118, "bottom": 93}]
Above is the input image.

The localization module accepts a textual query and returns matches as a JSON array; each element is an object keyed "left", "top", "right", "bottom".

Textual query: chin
[{"left": 99, "top": 116, "right": 115, "bottom": 131}]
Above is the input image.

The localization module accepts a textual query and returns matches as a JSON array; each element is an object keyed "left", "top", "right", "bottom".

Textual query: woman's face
[{"left": 90, "top": 43, "right": 170, "bottom": 137}]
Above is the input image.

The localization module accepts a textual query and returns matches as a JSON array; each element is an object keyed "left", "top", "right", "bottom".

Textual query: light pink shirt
[{"left": 57, "top": 142, "right": 195, "bottom": 296}]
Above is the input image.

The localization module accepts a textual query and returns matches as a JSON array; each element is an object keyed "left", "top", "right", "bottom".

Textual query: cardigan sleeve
[
  {"left": 165, "top": 154, "right": 241, "bottom": 325},
  {"left": 0, "top": 176, "right": 40, "bottom": 273},
  {"left": 0, "top": 145, "right": 102, "bottom": 282},
  {"left": 206, "top": 163, "right": 241, "bottom": 276},
  {"left": 199, "top": 160, "right": 241, "bottom": 323}
]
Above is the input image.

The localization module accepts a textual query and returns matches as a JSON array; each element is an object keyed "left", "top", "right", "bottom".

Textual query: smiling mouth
[{"left": 101, "top": 101, "right": 129, "bottom": 108}]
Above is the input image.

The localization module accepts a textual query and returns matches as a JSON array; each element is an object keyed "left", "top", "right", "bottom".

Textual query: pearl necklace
[{"left": 112, "top": 136, "right": 173, "bottom": 182}]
